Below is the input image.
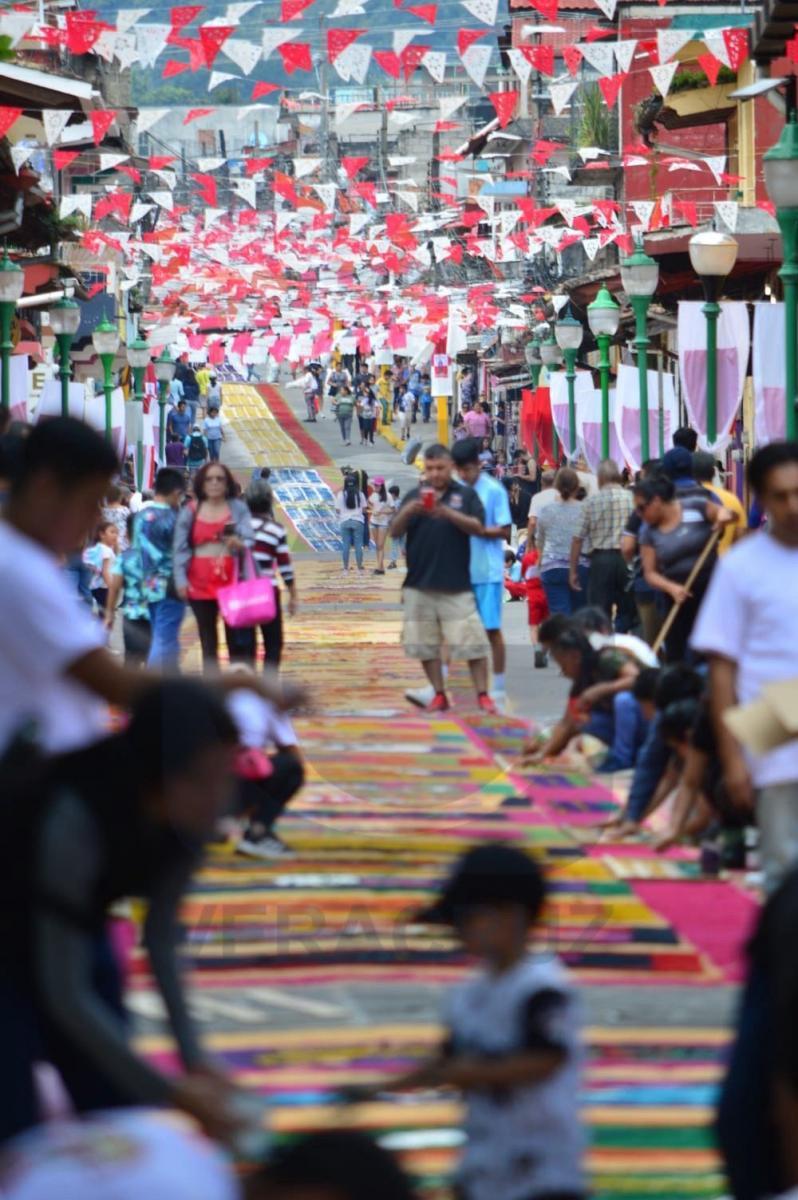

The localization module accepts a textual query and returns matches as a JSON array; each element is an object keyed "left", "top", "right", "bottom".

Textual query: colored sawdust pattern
[
  {"left": 257, "top": 384, "right": 332, "bottom": 467},
  {"left": 137, "top": 1023, "right": 728, "bottom": 1200},
  {"left": 221, "top": 383, "right": 314, "bottom": 468}
]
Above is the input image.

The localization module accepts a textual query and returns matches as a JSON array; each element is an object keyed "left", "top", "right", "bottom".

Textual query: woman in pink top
[{"left": 463, "top": 402, "right": 492, "bottom": 441}]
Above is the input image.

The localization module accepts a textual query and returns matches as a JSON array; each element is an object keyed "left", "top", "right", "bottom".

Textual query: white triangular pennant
[
  {"left": 209, "top": 70, "right": 238, "bottom": 90},
  {"left": 579, "top": 41, "right": 615, "bottom": 77},
  {"left": 583, "top": 236, "right": 600, "bottom": 261},
  {"left": 196, "top": 156, "right": 225, "bottom": 171},
  {"left": 0, "top": 13, "right": 33, "bottom": 44},
  {"left": 116, "top": 8, "right": 149, "bottom": 32},
  {"left": 130, "top": 202, "right": 154, "bottom": 223},
  {"left": 226, "top": 0, "right": 260, "bottom": 20},
  {"left": 422, "top": 49, "right": 446, "bottom": 84},
  {"left": 349, "top": 213, "right": 371, "bottom": 236},
  {"left": 99, "top": 153, "right": 129, "bottom": 172},
  {"left": 593, "top": 0, "right": 617, "bottom": 16},
  {"left": 262, "top": 27, "right": 300, "bottom": 59},
  {"left": 507, "top": 48, "right": 532, "bottom": 85},
  {"left": 233, "top": 178, "right": 257, "bottom": 207},
  {"left": 389, "top": 110, "right": 416, "bottom": 128},
  {"left": 205, "top": 207, "right": 226, "bottom": 228},
  {"left": 42, "top": 109, "right": 71, "bottom": 146},
  {"left": 222, "top": 36, "right": 262, "bottom": 74},
  {"left": 330, "top": 0, "right": 366, "bottom": 13},
  {"left": 475, "top": 194, "right": 494, "bottom": 218},
  {"left": 393, "top": 29, "right": 417, "bottom": 55},
  {"left": 313, "top": 183, "right": 336, "bottom": 212},
  {"left": 704, "top": 32, "right": 732, "bottom": 68},
  {"left": 440, "top": 94, "right": 467, "bottom": 120},
  {"left": 137, "top": 107, "right": 168, "bottom": 134},
  {"left": 461, "top": 41, "right": 492, "bottom": 88},
  {"left": 152, "top": 169, "right": 177, "bottom": 190},
  {"left": 613, "top": 39, "right": 636, "bottom": 73},
  {"left": 649, "top": 62, "right": 678, "bottom": 97},
  {"left": 499, "top": 210, "right": 520, "bottom": 239},
  {"left": 293, "top": 156, "right": 321, "bottom": 178},
  {"left": 549, "top": 79, "right": 578, "bottom": 115},
  {"left": 114, "top": 33, "right": 140, "bottom": 69},
  {"left": 335, "top": 101, "right": 364, "bottom": 127},
  {"left": 135, "top": 24, "right": 170, "bottom": 67},
  {"left": 631, "top": 200, "right": 654, "bottom": 229},
  {"left": 10, "top": 145, "right": 34, "bottom": 173},
  {"left": 93, "top": 29, "right": 118, "bottom": 62},
  {"left": 656, "top": 27, "right": 694, "bottom": 63},
  {"left": 556, "top": 199, "right": 578, "bottom": 227},
  {"left": 461, "top": 0, "right": 497, "bottom": 26},
  {"left": 714, "top": 199, "right": 738, "bottom": 232},
  {"left": 60, "top": 194, "right": 92, "bottom": 220},
  {"left": 345, "top": 41, "right": 372, "bottom": 83},
  {"left": 704, "top": 154, "right": 726, "bottom": 184},
  {"left": 148, "top": 190, "right": 173, "bottom": 210},
  {"left": 396, "top": 189, "right": 419, "bottom": 212},
  {"left": 275, "top": 210, "right": 295, "bottom": 233}
]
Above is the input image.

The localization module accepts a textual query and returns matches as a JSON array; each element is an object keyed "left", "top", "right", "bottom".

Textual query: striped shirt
[{"left": 250, "top": 515, "right": 294, "bottom": 584}]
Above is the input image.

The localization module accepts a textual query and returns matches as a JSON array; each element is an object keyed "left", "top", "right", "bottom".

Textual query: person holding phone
[{"left": 173, "top": 463, "right": 256, "bottom": 671}]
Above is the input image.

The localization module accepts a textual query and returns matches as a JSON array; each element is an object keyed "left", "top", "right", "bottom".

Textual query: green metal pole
[
  {"left": 0, "top": 300, "right": 13, "bottom": 410},
  {"left": 57, "top": 332, "right": 72, "bottom": 417},
  {"left": 597, "top": 332, "right": 611, "bottom": 460},
  {"left": 778, "top": 207, "right": 798, "bottom": 440},
  {"left": 102, "top": 356, "right": 114, "bottom": 442},
  {"left": 133, "top": 365, "right": 145, "bottom": 489},
  {"left": 159, "top": 380, "right": 168, "bottom": 462},
  {"left": 564, "top": 347, "right": 577, "bottom": 459},
  {"left": 630, "top": 295, "right": 650, "bottom": 462},
  {"left": 703, "top": 300, "right": 720, "bottom": 446}
]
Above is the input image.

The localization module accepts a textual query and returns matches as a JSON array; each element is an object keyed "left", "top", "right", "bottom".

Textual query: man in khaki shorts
[{"left": 390, "top": 443, "right": 495, "bottom": 714}]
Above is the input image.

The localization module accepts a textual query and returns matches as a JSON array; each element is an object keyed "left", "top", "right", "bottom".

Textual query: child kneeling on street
[{"left": 346, "top": 843, "right": 586, "bottom": 1200}]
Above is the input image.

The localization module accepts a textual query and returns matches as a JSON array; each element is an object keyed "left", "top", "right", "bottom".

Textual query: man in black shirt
[{"left": 390, "top": 444, "right": 494, "bottom": 714}]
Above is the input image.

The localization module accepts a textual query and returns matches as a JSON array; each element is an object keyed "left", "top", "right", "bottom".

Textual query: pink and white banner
[
  {"left": 549, "top": 369, "right": 593, "bottom": 460},
  {"left": 577, "top": 387, "right": 625, "bottom": 471},
  {"left": 677, "top": 300, "right": 749, "bottom": 452},
  {"left": 752, "top": 301, "right": 788, "bottom": 445},
  {"left": 615, "top": 362, "right": 678, "bottom": 472}
]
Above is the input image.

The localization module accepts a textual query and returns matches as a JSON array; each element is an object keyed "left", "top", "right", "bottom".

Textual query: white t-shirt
[
  {"left": 528, "top": 488, "right": 558, "bottom": 521},
  {"left": 83, "top": 542, "right": 115, "bottom": 592},
  {"left": 0, "top": 522, "right": 108, "bottom": 754},
  {"left": 203, "top": 415, "right": 223, "bottom": 441},
  {"left": 336, "top": 490, "right": 368, "bottom": 524},
  {"left": 226, "top": 688, "right": 297, "bottom": 749},
  {"left": 691, "top": 531, "right": 798, "bottom": 787}
]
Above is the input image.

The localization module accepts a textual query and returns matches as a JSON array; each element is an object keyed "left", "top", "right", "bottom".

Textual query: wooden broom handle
[{"left": 651, "top": 526, "right": 722, "bottom": 657}]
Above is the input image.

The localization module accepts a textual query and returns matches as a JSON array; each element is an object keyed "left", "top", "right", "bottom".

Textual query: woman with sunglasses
[{"left": 174, "top": 463, "right": 256, "bottom": 670}]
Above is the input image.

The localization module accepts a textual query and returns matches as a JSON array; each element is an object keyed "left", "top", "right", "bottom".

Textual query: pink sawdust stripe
[{"left": 632, "top": 880, "right": 759, "bottom": 983}]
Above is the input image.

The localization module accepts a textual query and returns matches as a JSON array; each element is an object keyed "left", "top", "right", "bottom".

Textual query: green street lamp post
[
  {"left": 0, "top": 252, "right": 24, "bottom": 410},
  {"left": 554, "top": 302, "right": 583, "bottom": 460},
  {"left": 127, "top": 335, "right": 150, "bottom": 489},
  {"left": 540, "top": 333, "right": 563, "bottom": 462},
  {"left": 154, "top": 347, "right": 176, "bottom": 462},
  {"left": 764, "top": 113, "right": 798, "bottom": 440},
  {"left": 688, "top": 230, "right": 739, "bottom": 447},
  {"left": 50, "top": 296, "right": 81, "bottom": 417},
  {"left": 587, "top": 285, "right": 621, "bottom": 460},
  {"left": 620, "top": 239, "right": 659, "bottom": 463},
  {"left": 92, "top": 317, "right": 120, "bottom": 442},
  {"left": 524, "top": 335, "right": 542, "bottom": 390}
]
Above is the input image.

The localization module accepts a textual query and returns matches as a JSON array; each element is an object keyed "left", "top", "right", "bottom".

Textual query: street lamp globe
[
  {"left": 554, "top": 303, "right": 583, "bottom": 352},
  {"left": 92, "top": 317, "right": 120, "bottom": 358},
  {"left": 50, "top": 297, "right": 81, "bottom": 336},
  {"left": 764, "top": 115, "right": 798, "bottom": 209},
  {"left": 620, "top": 240, "right": 659, "bottom": 297},
  {"left": 0, "top": 251, "right": 23, "bottom": 303},
  {"left": 524, "top": 338, "right": 541, "bottom": 368},
  {"left": 127, "top": 336, "right": 150, "bottom": 370},
  {"left": 587, "top": 285, "right": 621, "bottom": 338},
  {"left": 688, "top": 230, "right": 739, "bottom": 281},
  {"left": 540, "top": 335, "right": 563, "bottom": 367},
  {"left": 154, "top": 348, "right": 175, "bottom": 385}
]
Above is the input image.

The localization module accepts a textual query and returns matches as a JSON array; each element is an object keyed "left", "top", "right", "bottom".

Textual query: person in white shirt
[
  {"left": 691, "top": 441, "right": 798, "bottom": 893},
  {"left": 399, "top": 389, "right": 415, "bottom": 440},
  {"left": 0, "top": 417, "right": 305, "bottom": 759},
  {"left": 527, "top": 469, "right": 558, "bottom": 543},
  {"left": 302, "top": 365, "right": 320, "bottom": 422},
  {"left": 336, "top": 472, "right": 369, "bottom": 574}
]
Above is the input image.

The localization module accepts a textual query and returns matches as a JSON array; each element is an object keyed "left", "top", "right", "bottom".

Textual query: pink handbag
[{"left": 217, "top": 549, "right": 277, "bottom": 628}]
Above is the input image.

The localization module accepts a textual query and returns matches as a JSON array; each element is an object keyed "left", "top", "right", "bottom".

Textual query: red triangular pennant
[
  {"left": 53, "top": 149, "right": 80, "bottom": 171},
  {"left": 245, "top": 156, "right": 274, "bottom": 174},
  {"left": 192, "top": 172, "right": 218, "bottom": 206},
  {"left": 722, "top": 27, "right": 748, "bottom": 71},
  {"left": 162, "top": 58, "right": 189, "bottom": 77},
  {"left": 457, "top": 28, "right": 486, "bottom": 56},
  {"left": 280, "top": 0, "right": 314, "bottom": 18},
  {"left": 697, "top": 52, "right": 721, "bottom": 87},
  {"left": 326, "top": 27, "right": 364, "bottom": 61},
  {"left": 373, "top": 49, "right": 402, "bottom": 78},
  {"left": 406, "top": 2, "right": 436, "bottom": 22},
  {"left": 0, "top": 107, "right": 22, "bottom": 140},
  {"left": 170, "top": 4, "right": 203, "bottom": 29},
  {"left": 65, "top": 13, "right": 104, "bottom": 54},
  {"left": 199, "top": 24, "right": 234, "bottom": 67},
  {"left": 526, "top": 0, "right": 557, "bottom": 18},
  {"left": 90, "top": 110, "right": 116, "bottom": 145},
  {"left": 149, "top": 155, "right": 176, "bottom": 169},
  {"left": 277, "top": 41, "right": 312, "bottom": 72},
  {"left": 183, "top": 107, "right": 215, "bottom": 124},
  {"left": 252, "top": 81, "right": 279, "bottom": 99},
  {"left": 341, "top": 155, "right": 369, "bottom": 179},
  {"left": 598, "top": 73, "right": 626, "bottom": 108},
  {"left": 520, "top": 44, "right": 554, "bottom": 74},
  {"left": 401, "top": 43, "right": 430, "bottom": 80},
  {"left": 562, "top": 45, "right": 581, "bottom": 76},
  {"left": 489, "top": 90, "right": 518, "bottom": 129}
]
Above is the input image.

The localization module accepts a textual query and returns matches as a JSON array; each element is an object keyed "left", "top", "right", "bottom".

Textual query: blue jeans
[
  {"left": 64, "top": 553, "right": 93, "bottom": 607},
  {"left": 583, "top": 691, "right": 648, "bottom": 771},
  {"left": 147, "top": 596, "right": 186, "bottom": 668},
  {"left": 625, "top": 713, "right": 670, "bottom": 822},
  {"left": 207, "top": 438, "right": 221, "bottom": 462},
  {"left": 341, "top": 519, "right": 364, "bottom": 570},
  {"left": 390, "top": 533, "right": 405, "bottom": 563},
  {"left": 541, "top": 566, "right": 587, "bottom": 616}
]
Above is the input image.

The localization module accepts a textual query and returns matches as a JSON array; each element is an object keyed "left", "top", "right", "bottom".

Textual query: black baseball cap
[{"left": 414, "top": 843, "right": 546, "bottom": 925}]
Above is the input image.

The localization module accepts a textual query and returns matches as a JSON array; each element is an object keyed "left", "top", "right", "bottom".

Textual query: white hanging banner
[
  {"left": 422, "top": 49, "right": 446, "bottom": 83},
  {"left": 117, "top": 8, "right": 150, "bottom": 33},
  {"left": 461, "top": 41, "right": 492, "bottom": 89},
  {"left": 137, "top": 107, "right": 168, "bottom": 133},
  {"left": 313, "top": 183, "right": 337, "bottom": 212},
  {"left": 440, "top": 94, "right": 467, "bottom": 120},
  {"left": 705, "top": 32, "right": 732, "bottom": 68},
  {"left": 613, "top": 39, "right": 636, "bottom": 73},
  {"left": 262, "top": 27, "right": 300, "bottom": 59},
  {"left": 135, "top": 24, "right": 171, "bottom": 67},
  {"left": 656, "top": 27, "right": 694, "bottom": 62},
  {"left": 549, "top": 80, "right": 578, "bottom": 116},
  {"left": 506, "top": 48, "right": 532, "bottom": 85},
  {"left": 130, "top": 201, "right": 154, "bottom": 223},
  {"left": 579, "top": 41, "right": 615, "bottom": 77},
  {"left": 461, "top": 0, "right": 497, "bottom": 25},
  {"left": 577, "top": 386, "right": 624, "bottom": 472},
  {"left": 678, "top": 300, "right": 750, "bottom": 451},
  {"left": 614, "top": 362, "right": 678, "bottom": 471},
  {"left": 393, "top": 29, "right": 417, "bottom": 55},
  {"left": 714, "top": 199, "right": 738, "bottom": 232},
  {"left": 148, "top": 190, "right": 173, "bottom": 210},
  {"left": 60, "top": 194, "right": 92, "bottom": 219},
  {"left": 593, "top": 0, "right": 617, "bottom": 17},
  {"left": 209, "top": 70, "right": 238, "bottom": 90},
  {"left": 42, "top": 109, "right": 71, "bottom": 145},
  {"left": 232, "top": 178, "right": 257, "bottom": 207},
  {"left": 549, "top": 370, "right": 593, "bottom": 460},
  {"left": 222, "top": 36, "right": 262, "bottom": 74},
  {"left": 99, "top": 152, "right": 129, "bottom": 172},
  {"left": 752, "top": 301, "right": 788, "bottom": 444},
  {"left": 704, "top": 154, "right": 727, "bottom": 184},
  {"left": 293, "top": 156, "right": 321, "bottom": 178},
  {"left": 10, "top": 145, "right": 34, "bottom": 173},
  {"left": 649, "top": 61, "right": 678, "bottom": 97}
]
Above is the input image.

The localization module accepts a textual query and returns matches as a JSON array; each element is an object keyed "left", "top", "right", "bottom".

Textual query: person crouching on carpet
[
  {"left": 342, "top": 844, "right": 587, "bottom": 1200},
  {"left": 226, "top": 669, "right": 305, "bottom": 860}
]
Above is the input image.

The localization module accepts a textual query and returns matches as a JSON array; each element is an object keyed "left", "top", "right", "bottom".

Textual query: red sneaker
[
  {"left": 477, "top": 693, "right": 497, "bottom": 715},
  {"left": 425, "top": 692, "right": 450, "bottom": 712}
]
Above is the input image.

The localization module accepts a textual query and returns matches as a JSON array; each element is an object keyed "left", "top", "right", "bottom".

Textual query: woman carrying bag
[{"left": 173, "top": 463, "right": 257, "bottom": 670}]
